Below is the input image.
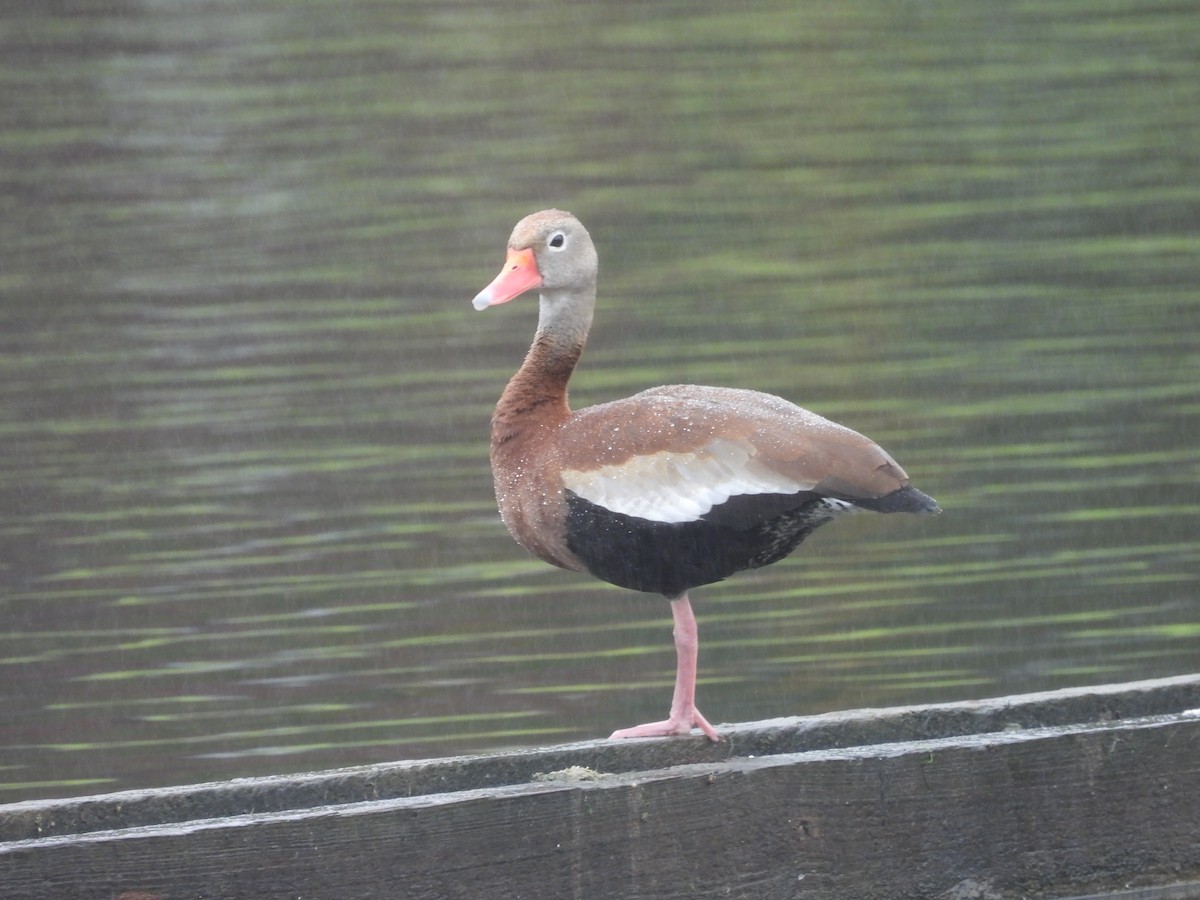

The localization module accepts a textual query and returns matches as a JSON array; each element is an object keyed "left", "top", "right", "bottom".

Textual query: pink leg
[{"left": 609, "top": 593, "right": 721, "bottom": 741}]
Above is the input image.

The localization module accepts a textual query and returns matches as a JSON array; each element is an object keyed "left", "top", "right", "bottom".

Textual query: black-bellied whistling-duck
[{"left": 473, "top": 209, "right": 939, "bottom": 741}]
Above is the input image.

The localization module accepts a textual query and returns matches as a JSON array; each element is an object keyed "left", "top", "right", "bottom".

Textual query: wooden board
[{"left": 2, "top": 675, "right": 1199, "bottom": 899}]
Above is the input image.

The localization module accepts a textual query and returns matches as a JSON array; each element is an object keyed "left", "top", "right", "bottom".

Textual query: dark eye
[{"left": 549, "top": 232, "right": 565, "bottom": 249}]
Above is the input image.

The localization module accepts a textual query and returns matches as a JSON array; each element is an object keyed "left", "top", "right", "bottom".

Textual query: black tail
[{"left": 855, "top": 484, "right": 940, "bottom": 515}]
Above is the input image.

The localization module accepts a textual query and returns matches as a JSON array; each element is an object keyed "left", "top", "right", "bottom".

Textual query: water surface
[{"left": 0, "top": 1, "right": 1197, "bottom": 801}]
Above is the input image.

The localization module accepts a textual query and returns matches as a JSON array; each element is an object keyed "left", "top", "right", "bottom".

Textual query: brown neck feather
[{"left": 491, "top": 329, "right": 583, "bottom": 451}]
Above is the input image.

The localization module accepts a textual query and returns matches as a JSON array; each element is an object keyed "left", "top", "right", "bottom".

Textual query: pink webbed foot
[{"left": 610, "top": 706, "right": 720, "bottom": 741}]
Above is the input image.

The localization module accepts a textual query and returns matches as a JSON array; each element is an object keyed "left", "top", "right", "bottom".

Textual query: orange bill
[{"left": 472, "top": 247, "right": 543, "bottom": 310}]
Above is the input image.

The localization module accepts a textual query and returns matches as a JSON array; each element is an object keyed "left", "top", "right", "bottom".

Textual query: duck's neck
[{"left": 492, "top": 286, "right": 594, "bottom": 443}]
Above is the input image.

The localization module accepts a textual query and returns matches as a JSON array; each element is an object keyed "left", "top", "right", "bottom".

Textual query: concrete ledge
[{"left": 2, "top": 675, "right": 1199, "bottom": 899}]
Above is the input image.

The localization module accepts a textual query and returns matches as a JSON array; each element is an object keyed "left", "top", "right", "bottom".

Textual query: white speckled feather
[{"left": 561, "top": 438, "right": 811, "bottom": 524}]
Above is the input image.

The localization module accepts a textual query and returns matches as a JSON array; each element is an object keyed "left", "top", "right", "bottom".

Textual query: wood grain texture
[{"left": 2, "top": 677, "right": 1199, "bottom": 899}]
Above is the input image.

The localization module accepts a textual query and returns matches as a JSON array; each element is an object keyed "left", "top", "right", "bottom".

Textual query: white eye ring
[{"left": 548, "top": 232, "right": 566, "bottom": 250}]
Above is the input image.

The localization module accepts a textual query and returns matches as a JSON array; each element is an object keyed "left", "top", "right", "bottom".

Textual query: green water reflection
[{"left": 0, "top": 0, "right": 1197, "bottom": 801}]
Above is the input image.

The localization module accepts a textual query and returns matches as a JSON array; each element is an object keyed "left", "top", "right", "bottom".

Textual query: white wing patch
[{"left": 561, "top": 438, "right": 811, "bottom": 524}]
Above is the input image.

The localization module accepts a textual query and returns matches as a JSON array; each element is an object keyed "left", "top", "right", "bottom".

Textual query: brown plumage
[{"left": 473, "top": 209, "right": 938, "bottom": 740}]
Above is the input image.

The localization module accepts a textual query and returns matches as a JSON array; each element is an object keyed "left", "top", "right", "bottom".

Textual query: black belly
[{"left": 563, "top": 489, "right": 844, "bottom": 598}]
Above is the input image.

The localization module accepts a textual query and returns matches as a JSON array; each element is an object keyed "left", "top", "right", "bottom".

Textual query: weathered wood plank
[
  {"left": 1, "top": 676, "right": 1198, "bottom": 899},
  {"left": 4, "top": 674, "right": 1197, "bottom": 844}
]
